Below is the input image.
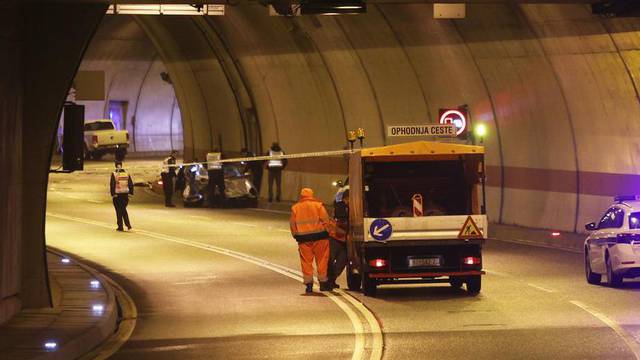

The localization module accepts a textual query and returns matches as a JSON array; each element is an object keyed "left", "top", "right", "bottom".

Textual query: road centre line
[
  {"left": 570, "top": 300, "right": 640, "bottom": 360},
  {"left": 248, "top": 208, "right": 291, "bottom": 215},
  {"left": 47, "top": 212, "right": 383, "bottom": 360},
  {"left": 526, "top": 283, "right": 556, "bottom": 293}
]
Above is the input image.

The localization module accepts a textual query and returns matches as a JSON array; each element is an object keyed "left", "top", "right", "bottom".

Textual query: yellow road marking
[
  {"left": 48, "top": 212, "right": 383, "bottom": 360},
  {"left": 570, "top": 300, "right": 640, "bottom": 360}
]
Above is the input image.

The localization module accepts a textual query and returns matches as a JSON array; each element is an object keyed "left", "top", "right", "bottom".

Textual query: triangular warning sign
[{"left": 458, "top": 216, "right": 483, "bottom": 239}]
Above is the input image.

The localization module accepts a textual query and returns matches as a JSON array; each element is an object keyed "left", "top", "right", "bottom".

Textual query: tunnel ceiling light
[
  {"left": 270, "top": 0, "right": 365, "bottom": 16},
  {"left": 300, "top": 1, "right": 366, "bottom": 15},
  {"left": 43, "top": 341, "right": 58, "bottom": 351},
  {"left": 106, "top": 4, "right": 225, "bottom": 16}
]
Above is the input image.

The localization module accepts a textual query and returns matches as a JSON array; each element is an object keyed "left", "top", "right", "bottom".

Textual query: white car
[
  {"left": 584, "top": 196, "right": 640, "bottom": 287},
  {"left": 83, "top": 119, "right": 129, "bottom": 160}
]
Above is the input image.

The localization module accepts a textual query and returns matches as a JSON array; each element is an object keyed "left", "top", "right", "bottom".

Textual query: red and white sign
[
  {"left": 412, "top": 194, "right": 423, "bottom": 217},
  {"left": 439, "top": 109, "right": 467, "bottom": 136}
]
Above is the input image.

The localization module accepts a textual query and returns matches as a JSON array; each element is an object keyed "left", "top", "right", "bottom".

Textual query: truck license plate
[{"left": 408, "top": 256, "right": 441, "bottom": 268}]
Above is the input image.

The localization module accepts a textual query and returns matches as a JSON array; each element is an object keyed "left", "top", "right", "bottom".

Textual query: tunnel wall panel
[
  {"left": 77, "top": 16, "right": 182, "bottom": 153},
  {"left": 128, "top": 3, "right": 640, "bottom": 233}
]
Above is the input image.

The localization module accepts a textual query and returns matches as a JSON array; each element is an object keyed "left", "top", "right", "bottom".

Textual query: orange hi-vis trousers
[{"left": 298, "top": 239, "right": 329, "bottom": 284}]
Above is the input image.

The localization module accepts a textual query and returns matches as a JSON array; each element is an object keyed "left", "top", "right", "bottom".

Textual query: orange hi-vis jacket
[
  {"left": 290, "top": 197, "right": 331, "bottom": 243},
  {"left": 329, "top": 218, "right": 348, "bottom": 242}
]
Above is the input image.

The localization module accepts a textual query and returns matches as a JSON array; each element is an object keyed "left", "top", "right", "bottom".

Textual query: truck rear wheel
[
  {"left": 346, "top": 264, "right": 361, "bottom": 291},
  {"left": 466, "top": 276, "right": 481, "bottom": 295},
  {"left": 362, "top": 272, "right": 377, "bottom": 297}
]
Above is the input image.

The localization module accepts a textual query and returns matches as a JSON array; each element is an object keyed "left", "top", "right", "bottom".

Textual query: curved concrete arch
[{"left": 77, "top": 15, "right": 182, "bottom": 154}]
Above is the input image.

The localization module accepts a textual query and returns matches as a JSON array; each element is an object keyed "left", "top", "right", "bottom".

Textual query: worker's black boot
[
  {"left": 305, "top": 283, "right": 313, "bottom": 294},
  {"left": 319, "top": 282, "right": 332, "bottom": 291}
]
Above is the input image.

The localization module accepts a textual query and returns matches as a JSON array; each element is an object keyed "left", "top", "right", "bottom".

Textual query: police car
[{"left": 584, "top": 195, "right": 640, "bottom": 287}]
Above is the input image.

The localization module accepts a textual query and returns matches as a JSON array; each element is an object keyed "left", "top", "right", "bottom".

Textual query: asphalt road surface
[{"left": 46, "top": 160, "right": 640, "bottom": 359}]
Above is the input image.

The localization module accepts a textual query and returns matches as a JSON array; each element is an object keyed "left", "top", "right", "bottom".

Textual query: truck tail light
[
  {"left": 463, "top": 256, "right": 481, "bottom": 266},
  {"left": 369, "top": 258, "right": 387, "bottom": 268},
  {"left": 92, "top": 135, "right": 98, "bottom": 144}
]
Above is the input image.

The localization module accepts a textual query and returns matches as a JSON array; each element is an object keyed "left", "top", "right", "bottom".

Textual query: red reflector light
[
  {"left": 463, "top": 256, "right": 481, "bottom": 265},
  {"left": 369, "top": 258, "right": 387, "bottom": 268}
]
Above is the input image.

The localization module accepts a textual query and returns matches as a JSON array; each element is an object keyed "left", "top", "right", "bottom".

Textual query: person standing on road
[
  {"left": 207, "top": 150, "right": 226, "bottom": 208},
  {"left": 161, "top": 150, "right": 178, "bottom": 207},
  {"left": 328, "top": 189, "right": 349, "bottom": 289},
  {"left": 110, "top": 161, "right": 134, "bottom": 231},
  {"left": 267, "top": 142, "right": 286, "bottom": 202},
  {"left": 290, "top": 188, "right": 332, "bottom": 294},
  {"left": 242, "top": 147, "right": 264, "bottom": 195}
]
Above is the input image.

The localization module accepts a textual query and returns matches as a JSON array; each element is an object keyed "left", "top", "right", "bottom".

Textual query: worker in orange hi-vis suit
[{"left": 290, "top": 188, "right": 332, "bottom": 294}]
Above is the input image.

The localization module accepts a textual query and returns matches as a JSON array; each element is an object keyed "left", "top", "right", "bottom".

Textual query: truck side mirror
[{"left": 585, "top": 222, "right": 597, "bottom": 231}]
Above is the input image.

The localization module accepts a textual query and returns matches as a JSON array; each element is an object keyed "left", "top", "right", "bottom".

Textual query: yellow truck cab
[{"left": 345, "top": 141, "right": 487, "bottom": 296}]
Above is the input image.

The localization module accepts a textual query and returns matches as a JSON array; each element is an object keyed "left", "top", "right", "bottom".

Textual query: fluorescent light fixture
[
  {"left": 106, "top": 4, "right": 225, "bottom": 16},
  {"left": 90, "top": 280, "right": 100, "bottom": 288},
  {"left": 300, "top": 1, "right": 366, "bottom": 15},
  {"left": 61, "top": 258, "right": 71, "bottom": 264},
  {"left": 44, "top": 341, "right": 58, "bottom": 350},
  {"left": 92, "top": 304, "right": 104, "bottom": 314}
]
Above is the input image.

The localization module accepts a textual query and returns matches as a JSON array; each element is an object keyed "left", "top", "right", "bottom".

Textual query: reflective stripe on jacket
[
  {"left": 207, "top": 152, "right": 222, "bottom": 170},
  {"left": 268, "top": 150, "right": 284, "bottom": 168},
  {"left": 113, "top": 171, "right": 131, "bottom": 194},
  {"left": 290, "top": 198, "right": 330, "bottom": 243}
]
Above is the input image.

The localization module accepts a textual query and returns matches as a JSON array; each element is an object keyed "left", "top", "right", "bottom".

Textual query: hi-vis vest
[
  {"left": 207, "top": 152, "right": 222, "bottom": 170},
  {"left": 268, "top": 150, "right": 284, "bottom": 168},
  {"left": 114, "top": 170, "right": 130, "bottom": 194}
]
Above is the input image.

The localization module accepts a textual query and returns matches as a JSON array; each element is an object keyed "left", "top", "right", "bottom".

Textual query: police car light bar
[{"left": 614, "top": 195, "right": 640, "bottom": 202}]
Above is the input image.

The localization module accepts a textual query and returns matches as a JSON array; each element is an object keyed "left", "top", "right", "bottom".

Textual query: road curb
[{"left": 45, "top": 247, "right": 137, "bottom": 360}]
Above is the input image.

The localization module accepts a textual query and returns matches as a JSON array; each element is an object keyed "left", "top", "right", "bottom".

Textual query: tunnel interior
[{"left": 4, "top": 1, "right": 640, "bottom": 326}]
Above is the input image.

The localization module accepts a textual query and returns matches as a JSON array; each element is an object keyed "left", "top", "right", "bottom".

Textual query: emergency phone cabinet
[{"left": 345, "top": 141, "right": 487, "bottom": 296}]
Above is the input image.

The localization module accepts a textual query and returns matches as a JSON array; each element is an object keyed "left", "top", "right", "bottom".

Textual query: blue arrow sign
[{"left": 370, "top": 219, "right": 392, "bottom": 241}]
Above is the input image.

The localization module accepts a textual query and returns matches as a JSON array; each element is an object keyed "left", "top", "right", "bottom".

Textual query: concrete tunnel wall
[
  {"left": 0, "top": 3, "right": 106, "bottom": 325},
  {"left": 74, "top": 16, "right": 183, "bottom": 153},
  {"left": 133, "top": 3, "right": 640, "bottom": 233}
]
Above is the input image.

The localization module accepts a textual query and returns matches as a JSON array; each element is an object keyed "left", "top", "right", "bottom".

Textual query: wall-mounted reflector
[{"left": 106, "top": 4, "right": 225, "bottom": 16}]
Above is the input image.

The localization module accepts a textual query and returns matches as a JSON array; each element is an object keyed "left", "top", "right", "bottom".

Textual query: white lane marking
[
  {"left": 47, "top": 212, "right": 382, "bottom": 360},
  {"left": 231, "top": 222, "right": 258, "bottom": 228},
  {"left": 336, "top": 289, "right": 384, "bottom": 360},
  {"left": 248, "top": 208, "right": 290, "bottom": 215},
  {"left": 189, "top": 215, "right": 209, "bottom": 220},
  {"left": 570, "top": 300, "right": 640, "bottom": 360},
  {"left": 126, "top": 344, "right": 200, "bottom": 353},
  {"left": 526, "top": 283, "right": 556, "bottom": 293}
]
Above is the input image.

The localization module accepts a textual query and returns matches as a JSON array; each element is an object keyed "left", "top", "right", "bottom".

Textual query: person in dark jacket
[
  {"left": 267, "top": 142, "right": 287, "bottom": 202},
  {"left": 110, "top": 161, "right": 134, "bottom": 231},
  {"left": 161, "top": 150, "right": 178, "bottom": 207},
  {"left": 241, "top": 147, "right": 264, "bottom": 195}
]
